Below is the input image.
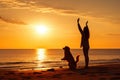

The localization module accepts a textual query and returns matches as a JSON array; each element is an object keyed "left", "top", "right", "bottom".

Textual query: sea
[{"left": 0, "top": 49, "right": 120, "bottom": 70}]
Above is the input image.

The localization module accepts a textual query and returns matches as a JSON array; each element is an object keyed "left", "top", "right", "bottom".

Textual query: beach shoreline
[{"left": 0, "top": 63, "right": 120, "bottom": 80}]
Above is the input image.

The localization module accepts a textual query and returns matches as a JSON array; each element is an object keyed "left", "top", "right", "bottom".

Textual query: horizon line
[{"left": 0, "top": 48, "right": 120, "bottom": 50}]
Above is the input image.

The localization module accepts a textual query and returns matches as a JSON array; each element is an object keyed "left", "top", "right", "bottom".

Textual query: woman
[{"left": 77, "top": 18, "right": 90, "bottom": 68}]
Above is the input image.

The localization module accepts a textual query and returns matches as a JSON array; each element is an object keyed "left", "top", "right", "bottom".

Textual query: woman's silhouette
[{"left": 77, "top": 18, "right": 90, "bottom": 68}]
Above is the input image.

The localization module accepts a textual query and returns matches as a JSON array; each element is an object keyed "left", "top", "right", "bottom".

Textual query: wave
[
  {"left": 0, "top": 58, "right": 119, "bottom": 70},
  {"left": 90, "top": 58, "right": 120, "bottom": 64},
  {"left": 40, "top": 61, "right": 62, "bottom": 64},
  {"left": 0, "top": 62, "right": 36, "bottom": 65}
]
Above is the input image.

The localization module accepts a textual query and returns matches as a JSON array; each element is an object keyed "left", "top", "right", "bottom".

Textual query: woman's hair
[{"left": 83, "top": 26, "right": 90, "bottom": 39}]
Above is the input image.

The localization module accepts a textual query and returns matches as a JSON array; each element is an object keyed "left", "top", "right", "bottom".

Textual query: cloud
[
  {"left": 107, "top": 33, "right": 120, "bottom": 36},
  {"left": 0, "top": 0, "right": 79, "bottom": 15},
  {"left": 0, "top": 0, "right": 30, "bottom": 9},
  {"left": 0, "top": 0, "right": 120, "bottom": 24},
  {"left": 0, "top": 16, "right": 27, "bottom": 25}
]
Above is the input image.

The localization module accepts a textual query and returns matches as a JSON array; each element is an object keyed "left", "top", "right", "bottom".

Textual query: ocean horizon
[{"left": 0, "top": 49, "right": 120, "bottom": 70}]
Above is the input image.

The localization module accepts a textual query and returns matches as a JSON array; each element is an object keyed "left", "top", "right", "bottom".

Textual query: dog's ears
[{"left": 63, "top": 46, "right": 70, "bottom": 50}]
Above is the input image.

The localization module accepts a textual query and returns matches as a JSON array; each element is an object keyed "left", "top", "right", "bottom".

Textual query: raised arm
[
  {"left": 86, "top": 21, "right": 88, "bottom": 25},
  {"left": 85, "top": 21, "right": 90, "bottom": 39},
  {"left": 86, "top": 21, "right": 88, "bottom": 27},
  {"left": 77, "top": 18, "right": 83, "bottom": 34}
]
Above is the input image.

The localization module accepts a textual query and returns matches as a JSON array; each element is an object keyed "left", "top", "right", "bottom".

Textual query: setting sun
[{"left": 35, "top": 25, "right": 48, "bottom": 34}]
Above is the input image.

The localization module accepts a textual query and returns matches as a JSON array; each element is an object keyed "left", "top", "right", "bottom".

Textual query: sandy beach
[{"left": 0, "top": 63, "right": 120, "bottom": 80}]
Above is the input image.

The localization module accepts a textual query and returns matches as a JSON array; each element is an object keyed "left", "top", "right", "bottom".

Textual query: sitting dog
[{"left": 61, "top": 46, "right": 79, "bottom": 70}]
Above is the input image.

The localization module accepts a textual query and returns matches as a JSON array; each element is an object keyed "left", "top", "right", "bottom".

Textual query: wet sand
[{"left": 0, "top": 63, "right": 120, "bottom": 80}]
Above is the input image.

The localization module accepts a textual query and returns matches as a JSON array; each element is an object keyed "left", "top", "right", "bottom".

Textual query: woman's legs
[{"left": 83, "top": 48, "right": 89, "bottom": 68}]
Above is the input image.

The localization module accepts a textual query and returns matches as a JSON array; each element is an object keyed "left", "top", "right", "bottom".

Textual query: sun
[{"left": 35, "top": 25, "right": 48, "bottom": 34}]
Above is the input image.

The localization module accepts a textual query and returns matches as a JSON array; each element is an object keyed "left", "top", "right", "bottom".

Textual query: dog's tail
[{"left": 75, "top": 55, "right": 80, "bottom": 63}]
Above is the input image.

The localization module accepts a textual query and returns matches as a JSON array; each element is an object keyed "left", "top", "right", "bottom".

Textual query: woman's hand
[
  {"left": 77, "top": 18, "right": 80, "bottom": 23},
  {"left": 86, "top": 21, "right": 88, "bottom": 26}
]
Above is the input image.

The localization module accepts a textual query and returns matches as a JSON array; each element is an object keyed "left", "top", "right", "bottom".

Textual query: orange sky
[{"left": 0, "top": 0, "right": 120, "bottom": 49}]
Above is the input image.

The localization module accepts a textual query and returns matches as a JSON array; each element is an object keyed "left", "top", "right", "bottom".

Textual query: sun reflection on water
[{"left": 37, "top": 48, "right": 46, "bottom": 61}]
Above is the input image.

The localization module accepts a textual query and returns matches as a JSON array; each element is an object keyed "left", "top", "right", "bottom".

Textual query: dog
[{"left": 61, "top": 46, "right": 79, "bottom": 70}]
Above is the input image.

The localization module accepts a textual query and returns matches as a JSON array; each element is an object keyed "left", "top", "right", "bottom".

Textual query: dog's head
[{"left": 63, "top": 46, "right": 70, "bottom": 51}]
